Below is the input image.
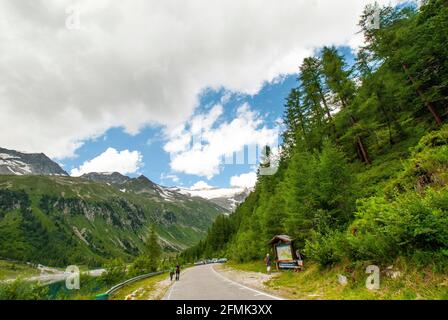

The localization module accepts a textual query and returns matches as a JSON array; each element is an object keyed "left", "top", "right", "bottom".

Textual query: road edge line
[
  {"left": 164, "top": 268, "right": 190, "bottom": 300},
  {"left": 165, "top": 280, "right": 177, "bottom": 300},
  {"left": 210, "top": 265, "right": 285, "bottom": 300}
]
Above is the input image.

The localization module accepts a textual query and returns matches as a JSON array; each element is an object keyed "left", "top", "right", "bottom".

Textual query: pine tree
[
  {"left": 282, "top": 88, "right": 308, "bottom": 155},
  {"left": 321, "top": 47, "right": 372, "bottom": 164},
  {"left": 147, "top": 225, "right": 161, "bottom": 271}
]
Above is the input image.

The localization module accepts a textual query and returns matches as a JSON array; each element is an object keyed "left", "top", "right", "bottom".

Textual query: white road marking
[
  {"left": 165, "top": 280, "right": 177, "bottom": 300},
  {"left": 210, "top": 265, "right": 285, "bottom": 300},
  {"left": 164, "top": 268, "right": 191, "bottom": 300}
]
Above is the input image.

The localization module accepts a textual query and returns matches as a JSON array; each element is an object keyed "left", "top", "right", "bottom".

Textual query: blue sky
[
  {"left": 59, "top": 73, "right": 300, "bottom": 188},
  {"left": 60, "top": 47, "right": 355, "bottom": 189},
  {"left": 2, "top": 1, "right": 399, "bottom": 189}
]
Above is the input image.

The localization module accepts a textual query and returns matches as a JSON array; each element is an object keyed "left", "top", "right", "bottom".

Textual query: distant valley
[{"left": 0, "top": 147, "right": 233, "bottom": 267}]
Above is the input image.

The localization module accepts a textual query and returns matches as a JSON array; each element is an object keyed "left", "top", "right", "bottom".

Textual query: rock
[{"left": 338, "top": 274, "right": 348, "bottom": 286}]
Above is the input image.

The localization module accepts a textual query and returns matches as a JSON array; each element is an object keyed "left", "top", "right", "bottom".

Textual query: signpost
[{"left": 268, "top": 235, "right": 303, "bottom": 271}]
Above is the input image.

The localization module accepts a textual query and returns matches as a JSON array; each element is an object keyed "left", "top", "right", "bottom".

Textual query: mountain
[
  {"left": 207, "top": 189, "right": 252, "bottom": 212},
  {"left": 0, "top": 149, "right": 228, "bottom": 267},
  {"left": 0, "top": 147, "right": 68, "bottom": 176},
  {"left": 0, "top": 174, "right": 227, "bottom": 267},
  {"left": 82, "top": 172, "right": 194, "bottom": 201},
  {"left": 172, "top": 187, "right": 252, "bottom": 212},
  {"left": 80, "top": 172, "right": 131, "bottom": 185}
]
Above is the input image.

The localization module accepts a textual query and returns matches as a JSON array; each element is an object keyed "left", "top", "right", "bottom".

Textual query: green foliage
[
  {"left": 127, "top": 226, "right": 162, "bottom": 276},
  {"left": 128, "top": 255, "right": 153, "bottom": 277},
  {"left": 184, "top": 1, "right": 448, "bottom": 272},
  {"left": 98, "top": 258, "right": 127, "bottom": 286},
  {"left": 304, "top": 231, "right": 347, "bottom": 267},
  {"left": 0, "top": 172, "right": 224, "bottom": 267},
  {"left": 147, "top": 225, "right": 161, "bottom": 265},
  {"left": 0, "top": 280, "right": 49, "bottom": 300},
  {"left": 348, "top": 189, "right": 448, "bottom": 262}
]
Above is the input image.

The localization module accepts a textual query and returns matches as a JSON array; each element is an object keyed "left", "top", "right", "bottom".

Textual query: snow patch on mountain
[
  {"left": 170, "top": 186, "right": 252, "bottom": 212},
  {"left": 0, "top": 147, "right": 68, "bottom": 176}
]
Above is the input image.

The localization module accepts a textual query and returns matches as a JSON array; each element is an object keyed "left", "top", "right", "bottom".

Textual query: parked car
[{"left": 217, "top": 258, "right": 228, "bottom": 263}]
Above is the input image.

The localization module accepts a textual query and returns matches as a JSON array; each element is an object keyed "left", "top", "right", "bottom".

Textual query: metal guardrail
[
  {"left": 98, "top": 263, "right": 194, "bottom": 299},
  {"left": 105, "top": 270, "right": 167, "bottom": 296}
]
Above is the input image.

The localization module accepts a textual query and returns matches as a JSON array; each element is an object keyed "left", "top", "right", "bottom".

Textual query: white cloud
[
  {"left": 165, "top": 103, "right": 279, "bottom": 179},
  {"left": 160, "top": 173, "right": 180, "bottom": 184},
  {"left": 70, "top": 148, "right": 143, "bottom": 176},
  {"left": 0, "top": 0, "right": 402, "bottom": 159},
  {"left": 230, "top": 172, "right": 258, "bottom": 189},
  {"left": 190, "top": 181, "right": 214, "bottom": 190}
]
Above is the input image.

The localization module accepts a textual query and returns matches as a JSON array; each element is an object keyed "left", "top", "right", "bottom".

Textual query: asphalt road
[{"left": 163, "top": 264, "right": 283, "bottom": 300}]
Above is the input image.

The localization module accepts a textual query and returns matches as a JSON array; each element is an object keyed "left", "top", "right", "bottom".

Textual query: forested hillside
[
  {"left": 182, "top": 1, "right": 448, "bottom": 270},
  {"left": 0, "top": 175, "right": 225, "bottom": 267}
]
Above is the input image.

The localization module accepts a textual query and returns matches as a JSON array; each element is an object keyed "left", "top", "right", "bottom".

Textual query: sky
[{"left": 0, "top": 0, "right": 403, "bottom": 189}]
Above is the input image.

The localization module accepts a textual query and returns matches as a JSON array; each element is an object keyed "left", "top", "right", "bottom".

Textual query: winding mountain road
[{"left": 163, "top": 264, "right": 283, "bottom": 300}]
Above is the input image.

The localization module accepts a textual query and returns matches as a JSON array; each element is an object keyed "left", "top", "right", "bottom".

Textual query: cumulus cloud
[
  {"left": 230, "top": 172, "right": 258, "bottom": 189},
  {"left": 0, "top": 0, "right": 400, "bottom": 158},
  {"left": 165, "top": 103, "right": 279, "bottom": 179},
  {"left": 70, "top": 147, "right": 143, "bottom": 176},
  {"left": 160, "top": 173, "right": 180, "bottom": 185},
  {"left": 0, "top": 0, "right": 402, "bottom": 159},
  {"left": 190, "top": 181, "right": 214, "bottom": 190}
]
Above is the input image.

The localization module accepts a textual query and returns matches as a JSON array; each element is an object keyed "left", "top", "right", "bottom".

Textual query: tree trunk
[
  {"left": 350, "top": 115, "right": 372, "bottom": 164},
  {"left": 402, "top": 63, "right": 442, "bottom": 126},
  {"left": 316, "top": 87, "right": 338, "bottom": 140},
  {"left": 357, "top": 136, "right": 371, "bottom": 165},
  {"left": 376, "top": 94, "right": 394, "bottom": 145},
  {"left": 318, "top": 87, "right": 333, "bottom": 121}
]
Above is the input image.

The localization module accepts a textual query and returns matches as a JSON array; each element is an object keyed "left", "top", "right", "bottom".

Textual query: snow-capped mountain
[
  {"left": 0, "top": 147, "right": 68, "bottom": 176},
  {"left": 80, "top": 172, "right": 247, "bottom": 212},
  {"left": 0, "top": 147, "right": 247, "bottom": 212},
  {"left": 80, "top": 172, "right": 207, "bottom": 204},
  {"left": 171, "top": 186, "right": 252, "bottom": 212}
]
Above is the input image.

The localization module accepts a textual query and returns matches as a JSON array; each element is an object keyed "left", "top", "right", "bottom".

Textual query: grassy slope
[
  {"left": 0, "top": 259, "right": 40, "bottom": 280},
  {"left": 0, "top": 175, "right": 225, "bottom": 266},
  {"left": 228, "top": 261, "right": 448, "bottom": 300},
  {"left": 111, "top": 272, "right": 170, "bottom": 300},
  {"left": 224, "top": 126, "right": 448, "bottom": 300}
]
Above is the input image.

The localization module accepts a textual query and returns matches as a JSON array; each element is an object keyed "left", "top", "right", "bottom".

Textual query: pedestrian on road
[
  {"left": 175, "top": 264, "right": 180, "bottom": 281},
  {"left": 264, "top": 253, "right": 271, "bottom": 275},
  {"left": 170, "top": 266, "right": 175, "bottom": 281}
]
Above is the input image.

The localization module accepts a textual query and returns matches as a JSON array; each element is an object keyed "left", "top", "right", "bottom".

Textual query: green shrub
[
  {"left": 128, "top": 255, "right": 155, "bottom": 277},
  {"left": 229, "top": 230, "right": 265, "bottom": 263},
  {"left": 347, "top": 189, "right": 448, "bottom": 262},
  {"left": 0, "top": 280, "right": 48, "bottom": 300},
  {"left": 304, "top": 231, "right": 347, "bottom": 266},
  {"left": 98, "top": 258, "right": 127, "bottom": 286}
]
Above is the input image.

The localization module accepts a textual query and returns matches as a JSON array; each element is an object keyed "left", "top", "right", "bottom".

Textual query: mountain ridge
[
  {"left": 0, "top": 147, "right": 68, "bottom": 176},
  {"left": 172, "top": 186, "right": 252, "bottom": 212},
  {"left": 0, "top": 148, "right": 228, "bottom": 267}
]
